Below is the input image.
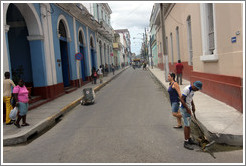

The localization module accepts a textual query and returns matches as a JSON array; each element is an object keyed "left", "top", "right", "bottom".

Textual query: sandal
[
  {"left": 173, "top": 125, "right": 182, "bottom": 128},
  {"left": 21, "top": 123, "right": 30, "bottom": 126}
]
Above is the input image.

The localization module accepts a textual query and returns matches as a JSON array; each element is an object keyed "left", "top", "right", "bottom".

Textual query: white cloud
[{"left": 108, "top": 2, "right": 154, "bottom": 54}]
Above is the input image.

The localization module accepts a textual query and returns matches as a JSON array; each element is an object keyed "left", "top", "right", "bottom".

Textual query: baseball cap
[{"left": 193, "top": 81, "right": 203, "bottom": 90}]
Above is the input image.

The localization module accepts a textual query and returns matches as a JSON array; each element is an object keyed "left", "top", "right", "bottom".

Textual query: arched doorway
[
  {"left": 79, "top": 31, "right": 87, "bottom": 81},
  {"left": 7, "top": 4, "right": 33, "bottom": 87},
  {"left": 59, "top": 20, "right": 70, "bottom": 87},
  {"left": 90, "top": 36, "right": 96, "bottom": 69}
]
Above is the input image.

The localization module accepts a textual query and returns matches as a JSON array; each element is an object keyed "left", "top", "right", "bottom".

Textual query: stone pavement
[
  {"left": 148, "top": 66, "right": 243, "bottom": 146},
  {"left": 3, "top": 67, "right": 129, "bottom": 146}
]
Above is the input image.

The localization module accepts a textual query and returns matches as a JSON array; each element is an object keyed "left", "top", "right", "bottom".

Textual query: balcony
[{"left": 97, "top": 19, "right": 114, "bottom": 41}]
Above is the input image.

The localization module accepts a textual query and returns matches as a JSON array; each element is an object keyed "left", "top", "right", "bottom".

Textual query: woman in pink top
[{"left": 13, "top": 79, "right": 30, "bottom": 128}]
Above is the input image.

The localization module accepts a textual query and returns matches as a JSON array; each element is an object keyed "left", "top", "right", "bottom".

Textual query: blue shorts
[
  {"left": 171, "top": 102, "right": 179, "bottom": 113},
  {"left": 180, "top": 107, "right": 191, "bottom": 127},
  {"left": 18, "top": 102, "right": 29, "bottom": 116}
]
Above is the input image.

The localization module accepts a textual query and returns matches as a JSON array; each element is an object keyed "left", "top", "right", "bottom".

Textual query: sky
[{"left": 108, "top": 2, "right": 155, "bottom": 55}]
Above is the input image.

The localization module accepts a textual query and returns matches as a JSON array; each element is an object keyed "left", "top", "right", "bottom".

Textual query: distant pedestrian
[
  {"left": 91, "top": 67, "right": 96, "bottom": 84},
  {"left": 105, "top": 63, "right": 109, "bottom": 73},
  {"left": 175, "top": 60, "right": 184, "bottom": 85},
  {"left": 97, "top": 65, "right": 103, "bottom": 83},
  {"left": 3, "top": 72, "right": 16, "bottom": 125},
  {"left": 111, "top": 63, "right": 115, "bottom": 75},
  {"left": 143, "top": 62, "right": 147, "bottom": 70},
  {"left": 13, "top": 79, "right": 31, "bottom": 128},
  {"left": 180, "top": 81, "right": 203, "bottom": 150},
  {"left": 167, "top": 73, "right": 182, "bottom": 128}
]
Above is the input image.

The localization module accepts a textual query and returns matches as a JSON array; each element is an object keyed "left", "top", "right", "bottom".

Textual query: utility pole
[
  {"left": 149, "top": 35, "right": 153, "bottom": 69},
  {"left": 145, "top": 28, "right": 149, "bottom": 62},
  {"left": 160, "top": 3, "right": 169, "bottom": 82}
]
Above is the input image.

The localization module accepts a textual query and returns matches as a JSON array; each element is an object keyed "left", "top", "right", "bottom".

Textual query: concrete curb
[
  {"left": 3, "top": 67, "right": 129, "bottom": 146},
  {"left": 147, "top": 68, "right": 243, "bottom": 146}
]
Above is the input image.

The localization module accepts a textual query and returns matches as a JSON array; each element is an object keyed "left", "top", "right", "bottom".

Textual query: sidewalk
[
  {"left": 3, "top": 67, "right": 129, "bottom": 146},
  {"left": 148, "top": 67, "right": 243, "bottom": 146}
]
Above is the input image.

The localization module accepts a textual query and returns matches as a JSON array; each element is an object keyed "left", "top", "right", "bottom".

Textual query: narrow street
[{"left": 3, "top": 68, "right": 243, "bottom": 163}]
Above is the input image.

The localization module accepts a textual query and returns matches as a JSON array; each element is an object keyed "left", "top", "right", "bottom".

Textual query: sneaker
[
  {"left": 14, "top": 123, "right": 21, "bottom": 128},
  {"left": 184, "top": 141, "right": 194, "bottom": 150},
  {"left": 188, "top": 138, "right": 197, "bottom": 145}
]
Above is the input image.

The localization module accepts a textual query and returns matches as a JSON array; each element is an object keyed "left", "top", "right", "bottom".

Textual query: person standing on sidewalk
[
  {"left": 111, "top": 63, "right": 115, "bottom": 75},
  {"left": 92, "top": 67, "right": 98, "bottom": 84},
  {"left": 167, "top": 73, "right": 182, "bottom": 128},
  {"left": 13, "top": 79, "right": 31, "bottom": 128},
  {"left": 175, "top": 60, "right": 184, "bottom": 85},
  {"left": 97, "top": 65, "right": 103, "bottom": 83},
  {"left": 180, "top": 81, "right": 203, "bottom": 150},
  {"left": 3, "top": 72, "right": 16, "bottom": 125}
]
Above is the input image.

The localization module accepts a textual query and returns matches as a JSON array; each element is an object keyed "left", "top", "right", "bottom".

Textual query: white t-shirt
[
  {"left": 181, "top": 85, "right": 194, "bottom": 109},
  {"left": 98, "top": 68, "right": 103, "bottom": 75}
]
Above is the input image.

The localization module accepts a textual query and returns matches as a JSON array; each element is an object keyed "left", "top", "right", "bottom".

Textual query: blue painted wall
[
  {"left": 88, "top": 28, "right": 98, "bottom": 69},
  {"left": 51, "top": 4, "right": 78, "bottom": 84},
  {"left": 76, "top": 21, "right": 90, "bottom": 78},
  {"left": 29, "top": 40, "right": 47, "bottom": 87}
]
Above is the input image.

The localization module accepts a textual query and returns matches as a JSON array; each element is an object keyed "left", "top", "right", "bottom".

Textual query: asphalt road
[{"left": 3, "top": 67, "right": 243, "bottom": 163}]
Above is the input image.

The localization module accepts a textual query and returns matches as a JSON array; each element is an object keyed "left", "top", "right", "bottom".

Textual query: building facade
[
  {"left": 115, "top": 29, "right": 131, "bottom": 67},
  {"left": 150, "top": 3, "right": 243, "bottom": 112},
  {"left": 84, "top": 3, "right": 114, "bottom": 69},
  {"left": 3, "top": 3, "right": 105, "bottom": 102},
  {"left": 113, "top": 32, "right": 123, "bottom": 68}
]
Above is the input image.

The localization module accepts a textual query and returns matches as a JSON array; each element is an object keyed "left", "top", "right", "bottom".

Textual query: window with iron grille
[
  {"left": 79, "top": 32, "right": 83, "bottom": 44},
  {"left": 176, "top": 26, "right": 181, "bottom": 61},
  {"left": 58, "top": 21, "right": 66, "bottom": 38},
  {"left": 187, "top": 16, "right": 193, "bottom": 65},
  {"left": 90, "top": 37, "right": 94, "bottom": 48},
  {"left": 207, "top": 3, "right": 215, "bottom": 54},
  {"left": 170, "top": 33, "right": 174, "bottom": 65}
]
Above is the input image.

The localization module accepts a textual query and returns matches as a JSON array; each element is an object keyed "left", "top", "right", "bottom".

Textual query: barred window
[
  {"left": 187, "top": 16, "right": 193, "bottom": 65},
  {"left": 58, "top": 21, "right": 66, "bottom": 38},
  {"left": 90, "top": 37, "right": 94, "bottom": 48},
  {"left": 207, "top": 3, "right": 215, "bottom": 54},
  {"left": 176, "top": 26, "right": 181, "bottom": 61},
  {"left": 170, "top": 33, "right": 174, "bottom": 64},
  {"left": 79, "top": 32, "right": 83, "bottom": 44}
]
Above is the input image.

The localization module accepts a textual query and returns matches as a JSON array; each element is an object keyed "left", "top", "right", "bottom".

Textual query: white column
[
  {"left": 73, "top": 17, "right": 81, "bottom": 86},
  {"left": 40, "top": 4, "right": 57, "bottom": 85},
  {"left": 86, "top": 27, "right": 91, "bottom": 74},
  {"left": 46, "top": 4, "right": 57, "bottom": 85},
  {"left": 40, "top": 4, "right": 53, "bottom": 86},
  {"left": 3, "top": 25, "right": 10, "bottom": 73}
]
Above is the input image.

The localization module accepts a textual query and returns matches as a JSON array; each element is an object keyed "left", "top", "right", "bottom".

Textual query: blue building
[{"left": 3, "top": 3, "right": 106, "bottom": 100}]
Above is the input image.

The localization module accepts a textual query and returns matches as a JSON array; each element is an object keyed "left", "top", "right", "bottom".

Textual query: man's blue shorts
[{"left": 180, "top": 107, "right": 191, "bottom": 127}]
